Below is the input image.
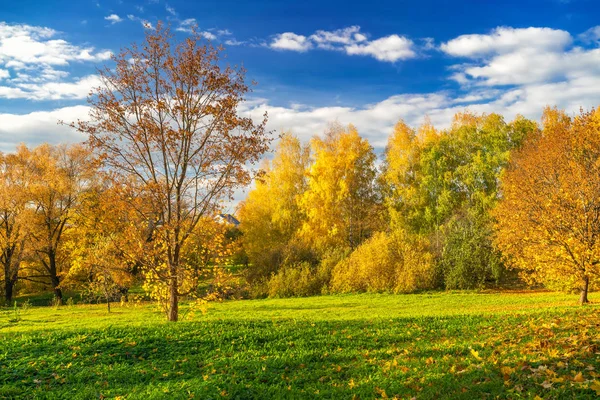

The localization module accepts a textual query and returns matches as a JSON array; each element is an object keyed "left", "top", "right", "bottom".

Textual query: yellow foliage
[
  {"left": 331, "top": 229, "right": 434, "bottom": 294},
  {"left": 494, "top": 107, "right": 600, "bottom": 303}
]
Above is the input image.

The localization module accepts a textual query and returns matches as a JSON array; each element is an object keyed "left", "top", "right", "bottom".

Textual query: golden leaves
[{"left": 494, "top": 107, "right": 600, "bottom": 301}]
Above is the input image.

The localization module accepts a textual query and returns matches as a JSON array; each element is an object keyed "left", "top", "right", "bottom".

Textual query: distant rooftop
[{"left": 218, "top": 213, "right": 240, "bottom": 226}]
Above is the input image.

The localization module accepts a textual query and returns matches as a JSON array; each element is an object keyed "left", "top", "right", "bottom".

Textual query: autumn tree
[
  {"left": 381, "top": 119, "right": 431, "bottom": 232},
  {"left": 72, "top": 23, "right": 269, "bottom": 321},
  {"left": 494, "top": 107, "right": 600, "bottom": 304},
  {"left": 300, "top": 123, "right": 380, "bottom": 252},
  {"left": 65, "top": 181, "right": 134, "bottom": 312},
  {"left": 238, "top": 132, "right": 311, "bottom": 282},
  {"left": 0, "top": 147, "right": 32, "bottom": 303},
  {"left": 24, "top": 144, "right": 98, "bottom": 304}
]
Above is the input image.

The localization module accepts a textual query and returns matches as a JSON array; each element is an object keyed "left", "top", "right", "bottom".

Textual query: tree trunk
[
  {"left": 168, "top": 262, "right": 178, "bottom": 322},
  {"left": 52, "top": 278, "right": 63, "bottom": 305},
  {"left": 48, "top": 251, "right": 63, "bottom": 304},
  {"left": 579, "top": 276, "right": 590, "bottom": 305},
  {"left": 4, "top": 277, "right": 14, "bottom": 304},
  {"left": 3, "top": 247, "right": 17, "bottom": 304}
]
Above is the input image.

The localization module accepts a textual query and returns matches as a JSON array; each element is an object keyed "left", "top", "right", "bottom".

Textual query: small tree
[
  {"left": 494, "top": 107, "right": 600, "bottom": 304},
  {"left": 72, "top": 23, "right": 270, "bottom": 321}
]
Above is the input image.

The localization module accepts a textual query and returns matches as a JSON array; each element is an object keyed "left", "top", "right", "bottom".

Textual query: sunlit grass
[{"left": 1, "top": 291, "right": 598, "bottom": 399}]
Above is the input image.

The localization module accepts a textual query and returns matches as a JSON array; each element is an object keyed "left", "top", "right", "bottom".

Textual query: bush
[
  {"left": 267, "top": 262, "right": 323, "bottom": 298},
  {"left": 439, "top": 213, "right": 504, "bottom": 289},
  {"left": 244, "top": 238, "right": 318, "bottom": 287},
  {"left": 331, "top": 230, "right": 435, "bottom": 293}
]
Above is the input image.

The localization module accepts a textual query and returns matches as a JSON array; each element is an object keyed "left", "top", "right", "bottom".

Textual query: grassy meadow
[{"left": 1, "top": 291, "right": 599, "bottom": 399}]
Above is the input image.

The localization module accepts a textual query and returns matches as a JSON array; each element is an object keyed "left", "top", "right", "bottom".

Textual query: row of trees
[
  {"left": 2, "top": 23, "right": 597, "bottom": 321},
  {"left": 1, "top": 24, "right": 270, "bottom": 322},
  {"left": 238, "top": 108, "right": 600, "bottom": 304}
]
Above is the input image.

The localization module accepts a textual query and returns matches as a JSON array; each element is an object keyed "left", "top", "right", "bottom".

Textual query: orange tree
[
  {"left": 72, "top": 23, "right": 270, "bottom": 321},
  {"left": 494, "top": 107, "right": 600, "bottom": 304}
]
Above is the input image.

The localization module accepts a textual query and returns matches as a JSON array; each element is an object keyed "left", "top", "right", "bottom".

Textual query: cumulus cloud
[
  {"left": 346, "top": 35, "right": 415, "bottom": 62},
  {"left": 441, "top": 27, "right": 571, "bottom": 57},
  {"left": 239, "top": 76, "right": 600, "bottom": 152},
  {"left": 0, "top": 22, "right": 111, "bottom": 100},
  {"left": 104, "top": 14, "right": 123, "bottom": 24},
  {"left": 441, "top": 26, "right": 600, "bottom": 87},
  {"left": 309, "top": 26, "right": 364, "bottom": 49},
  {"left": 0, "top": 75, "right": 100, "bottom": 101},
  {"left": 0, "top": 22, "right": 112, "bottom": 67},
  {"left": 270, "top": 32, "right": 312, "bottom": 52},
  {"left": 268, "top": 26, "right": 416, "bottom": 62},
  {"left": 0, "top": 105, "right": 90, "bottom": 152}
]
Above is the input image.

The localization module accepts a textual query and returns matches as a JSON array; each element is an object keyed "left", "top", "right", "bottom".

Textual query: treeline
[
  {"left": 2, "top": 107, "right": 598, "bottom": 306},
  {"left": 0, "top": 143, "right": 234, "bottom": 307},
  {"left": 238, "top": 107, "right": 599, "bottom": 302}
]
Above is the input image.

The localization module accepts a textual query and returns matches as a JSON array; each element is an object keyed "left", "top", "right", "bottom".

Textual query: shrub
[
  {"left": 439, "top": 213, "right": 503, "bottom": 289},
  {"left": 331, "top": 230, "right": 435, "bottom": 293},
  {"left": 267, "top": 262, "right": 323, "bottom": 298}
]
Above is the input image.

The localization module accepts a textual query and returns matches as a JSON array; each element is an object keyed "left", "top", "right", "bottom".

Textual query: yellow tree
[
  {"left": 0, "top": 147, "right": 32, "bottom": 303},
  {"left": 72, "top": 23, "right": 270, "bottom": 321},
  {"left": 381, "top": 119, "right": 429, "bottom": 231},
  {"left": 238, "top": 132, "right": 310, "bottom": 281},
  {"left": 26, "top": 144, "right": 97, "bottom": 304},
  {"left": 300, "top": 123, "right": 380, "bottom": 252},
  {"left": 64, "top": 181, "right": 134, "bottom": 312},
  {"left": 494, "top": 107, "right": 600, "bottom": 304}
]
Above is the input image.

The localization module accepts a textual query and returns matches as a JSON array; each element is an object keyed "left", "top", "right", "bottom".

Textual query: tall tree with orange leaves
[
  {"left": 494, "top": 107, "right": 600, "bottom": 304},
  {"left": 72, "top": 23, "right": 270, "bottom": 321}
]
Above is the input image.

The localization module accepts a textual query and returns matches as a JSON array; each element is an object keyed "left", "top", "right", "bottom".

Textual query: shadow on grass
[{"left": 2, "top": 310, "right": 599, "bottom": 399}]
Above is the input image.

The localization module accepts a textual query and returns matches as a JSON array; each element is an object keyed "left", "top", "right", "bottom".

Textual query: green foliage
[
  {"left": 439, "top": 211, "right": 503, "bottom": 289},
  {"left": 382, "top": 112, "right": 538, "bottom": 291},
  {"left": 267, "top": 262, "right": 323, "bottom": 298},
  {"left": 1, "top": 292, "right": 598, "bottom": 399}
]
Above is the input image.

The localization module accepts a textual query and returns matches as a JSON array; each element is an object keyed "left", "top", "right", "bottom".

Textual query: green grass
[{"left": 1, "top": 291, "right": 599, "bottom": 399}]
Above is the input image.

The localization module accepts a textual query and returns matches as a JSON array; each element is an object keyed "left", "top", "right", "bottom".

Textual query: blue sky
[{"left": 1, "top": 0, "right": 600, "bottom": 153}]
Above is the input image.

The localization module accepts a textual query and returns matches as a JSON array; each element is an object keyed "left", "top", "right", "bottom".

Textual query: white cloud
[
  {"left": 175, "top": 18, "right": 220, "bottom": 40},
  {"left": 346, "top": 35, "right": 415, "bottom": 62},
  {"left": 240, "top": 76, "right": 600, "bottom": 151},
  {"left": 166, "top": 5, "right": 177, "bottom": 16},
  {"left": 268, "top": 26, "right": 417, "bottom": 62},
  {"left": 442, "top": 26, "right": 600, "bottom": 87},
  {"left": 0, "top": 105, "right": 90, "bottom": 152},
  {"left": 269, "top": 32, "right": 312, "bottom": 52},
  {"left": 0, "top": 75, "right": 100, "bottom": 100},
  {"left": 0, "top": 23, "right": 111, "bottom": 100},
  {"left": 0, "top": 23, "right": 112, "bottom": 67},
  {"left": 104, "top": 14, "right": 123, "bottom": 24},
  {"left": 440, "top": 27, "right": 571, "bottom": 57},
  {"left": 579, "top": 25, "right": 600, "bottom": 44},
  {"left": 310, "top": 26, "right": 363, "bottom": 49},
  {"left": 225, "top": 39, "right": 245, "bottom": 46},
  {"left": 142, "top": 20, "right": 155, "bottom": 30}
]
